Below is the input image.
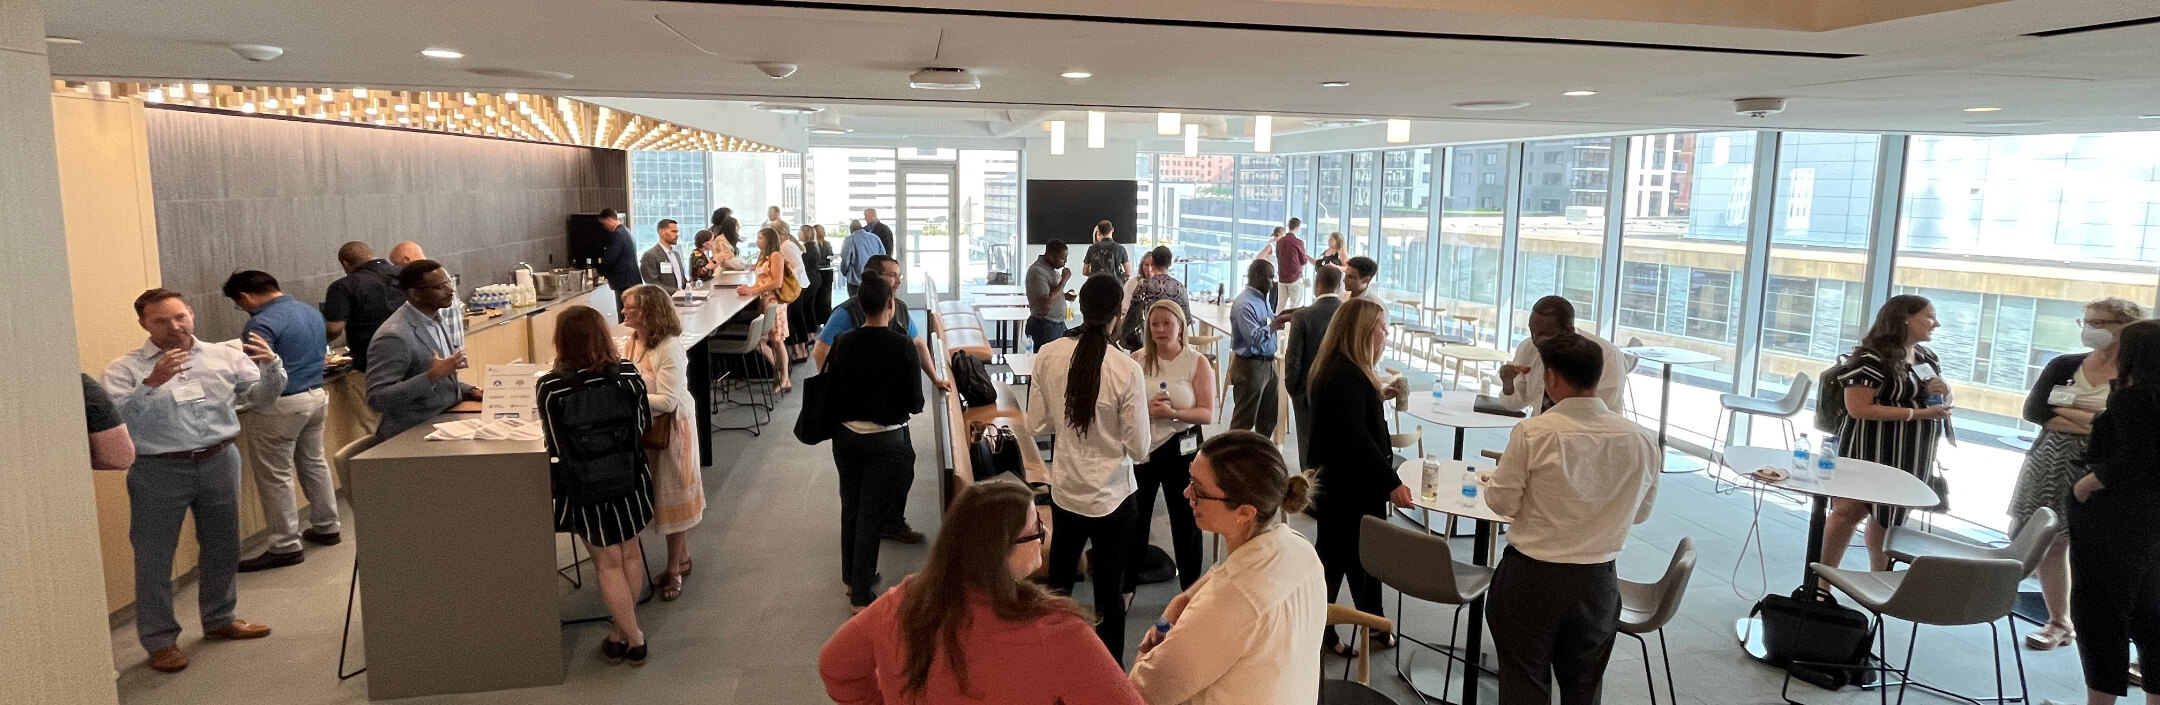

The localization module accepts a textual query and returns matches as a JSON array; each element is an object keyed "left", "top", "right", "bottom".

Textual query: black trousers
[
  {"left": 833, "top": 426, "right": 915, "bottom": 607},
  {"left": 1315, "top": 489, "right": 1387, "bottom": 643},
  {"left": 1486, "top": 547, "right": 1621, "bottom": 705},
  {"left": 1124, "top": 436, "right": 1203, "bottom": 593},
  {"left": 2068, "top": 492, "right": 2160, "bottom": 697},
  {"left": 1048, "top": 493, "right": 1138, "bottom": 666},
  {"left": 1291, "top": 392, "right": 1315, "bottom": 470}
]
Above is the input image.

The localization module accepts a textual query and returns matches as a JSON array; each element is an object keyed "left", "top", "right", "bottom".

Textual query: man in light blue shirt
[
  {"left": 838, "top": 219, "right": 887, "bottom": 297},
  {"left": 1229, "top": 259, "right": 1282, "bottom": 436},
  {"left": 224, "top": 270, "right": 340, "bottom": 572},
  {"left": 103, "top": 288, "right": 285, "bottom": 671}
]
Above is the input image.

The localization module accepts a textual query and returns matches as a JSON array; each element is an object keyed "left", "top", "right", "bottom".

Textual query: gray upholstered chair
[
  {"left": 707, "top": 313, "right": 773, "bottom": 435},
  {"left": 1885, "top": 507, "right": 2060, "bottom": 577},
  {"left": 1618, "top": 538, "right": 1697, "bottom": 705},
  {"left": 1360, "top": 515, "right": 1493, "bottom": 704},
  {"left": 1320, "top": 604, "right": 1402, "bottom": 705},
  {"left": 1784, "top": 556, "right": 2030, "bottom": 705}
]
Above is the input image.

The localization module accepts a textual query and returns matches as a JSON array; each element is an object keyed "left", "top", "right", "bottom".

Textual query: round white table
[
  {"left": 1404, "top": 390, "right": 1525, "bottom": 461},
  {"left": 1396, "top": 457, "right": 1513, "bottom": 705},
  {"left": 1720, "top": 445, "right": 1940, "bottom": 661},
  {"left": 1622, "top": 346, "right": 1722, "bottom": 474}
]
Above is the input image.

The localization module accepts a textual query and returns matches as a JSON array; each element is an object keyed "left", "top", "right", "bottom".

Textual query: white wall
[
  {"left": 0, "top": 0, "right": 123, "bottom": 701},
  {"left": 1025, "top": 136, "right": 1137, "bottom": 180}
]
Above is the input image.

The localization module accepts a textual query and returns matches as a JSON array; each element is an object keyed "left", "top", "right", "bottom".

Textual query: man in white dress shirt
[
  {"left": 1498, "top": 295, "right": 1630, "bottom": 416},
  {"left": 1484, "top": 332, "right": 1660, "bottom": 705}
]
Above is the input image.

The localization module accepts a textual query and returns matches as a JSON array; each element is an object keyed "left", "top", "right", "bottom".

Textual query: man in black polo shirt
[{"left": 322, "top": 241, "right": 407, "bottom": 434}]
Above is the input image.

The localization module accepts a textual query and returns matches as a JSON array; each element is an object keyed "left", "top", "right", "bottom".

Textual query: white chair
[{"left": 1708, "top": 373, "right": 1812, "bottom": 494}]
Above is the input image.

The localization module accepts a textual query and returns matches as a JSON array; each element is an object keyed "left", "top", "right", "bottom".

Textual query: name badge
[
  {"left": 2047, "top": 385, "right": 2077, "bottom": 407},
  {"left": 1178, "top": 431, "right": 1199, "bottom": 456},
  {"left": 659, "top": 262, "right": 676, "bottom": 275},
  {"left": 171, "top": 380, "right": 207, "bottom": 404}
]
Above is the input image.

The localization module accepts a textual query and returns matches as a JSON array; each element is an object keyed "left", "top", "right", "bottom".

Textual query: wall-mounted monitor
[{"left": 1025, "top": 179, "right": 1137, "bottom": 245}]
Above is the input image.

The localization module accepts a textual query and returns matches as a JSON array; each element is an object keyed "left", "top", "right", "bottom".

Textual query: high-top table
[
  {"left": 663, "top": 274, "right": 755, "bottom": 467},
  {"left": 1403, "top": 391, "right": 1526, "bottom": 461},
  {"left": 1720, "top": 446, "right": 1939, "bottom": 661},
  {"left": 1622, "top": 345, "right": 1721, "bottom": 473},
  {"left": 1396, "top": 457, "right": 1513, "bottom": 705}
]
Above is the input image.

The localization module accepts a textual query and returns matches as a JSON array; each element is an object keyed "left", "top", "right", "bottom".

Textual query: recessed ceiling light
[
  {"left": 2142, "top": 114, "right": 2160, "bottom": 119},
  {"left": 45, "top": 36, "right": 83, "bottom": 45},
  {"left": 1967, "top": 119, "right": 2046, "bottom": 127},
  {"left": 420, "top": 48, "right": 464, "bottom": 60},
  {"left": 753, "top": 103, "right": 823, "bottom": 115},
  {"left": 1061, "top": 71, "right": 1092, "bottom": 79},
  {"left": 1562, "top": 90, "right": 1598, "bottom": 97},
  {"left": 1452, "top": 101, "right": 1530, "bottom": 111},
  {"left": 1963, "top": 106, "right": 2003, "bottom": 112},
  {"left": 1320, "top": 81, "right": 1350, "bottom": 88}
]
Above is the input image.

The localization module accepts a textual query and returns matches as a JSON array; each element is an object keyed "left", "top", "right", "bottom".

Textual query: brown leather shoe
[
  {"left": 205, "top": 620, "right": 272, "bottom": 640},
  {"left": 148, "top": 646, "right": 188, "bottom": 673}
]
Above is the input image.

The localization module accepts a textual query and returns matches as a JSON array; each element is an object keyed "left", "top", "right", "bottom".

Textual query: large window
[
  {"left": 1514, "top": 138, "right": 1611, "bottom": 345},
  {"left": 1316, "top": 153, "right": 1345, "bottom": 240},
  {"left": 1750, "top": 133, "right": 1880, "bottom": 445},
  {"left": 629, "top": 151, "right": 710, "bottom": 252},
  {"left": 1438, "top": 144, "right": 1507, "bottom": 346},
  {"left": 1348, "top": 152, "right": 1376, "bottom": 256},
  {"left": 1378, "top": 149, "right": 1433, "bottom": 295},
  {"left": 1288, "top": 154, "right": 1315, "bottom": 231},
  {"left": 1237, "top": 155, "right": 1288, "bottom": 261},
  {"left": 1150, "top": 154, "right": 1238, "bottom": 295},
  {"left": 958, "top": 150, "right": 1021, "bottom": 287}
]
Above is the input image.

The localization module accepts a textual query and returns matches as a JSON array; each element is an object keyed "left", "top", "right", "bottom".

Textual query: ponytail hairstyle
[
  {"left": 1063, "top": 275, "right": 1125, "bottom": 435},
  {"left": 1199, "top": 430, "right": 1315, "bottom": 528}
]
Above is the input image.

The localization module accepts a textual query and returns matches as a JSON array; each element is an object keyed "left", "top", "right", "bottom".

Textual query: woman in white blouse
[
  {"left": 1129, "top": 431, "right": 1326, "bottom": 705},
  {"left": 621, "top": 285, "right": 705, "bottom": 601},
  {"left": 1123, "top": 300, "right": 1217, "bottom": 603}
]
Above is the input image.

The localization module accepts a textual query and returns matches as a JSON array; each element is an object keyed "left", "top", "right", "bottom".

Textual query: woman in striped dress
[
  {"left": 538, "top": 305, "right": 655, "bottom": 665},
  {"left": 1821, "top": 294, "right": 1953, "bottom": 575},
  {"left": 622, "top": 285, "right": 705, "bottom": 602}
]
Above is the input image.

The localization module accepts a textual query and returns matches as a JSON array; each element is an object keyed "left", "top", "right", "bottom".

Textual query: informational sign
[{"left": 482, "top": 363, "right": 545, "bottom": 421}]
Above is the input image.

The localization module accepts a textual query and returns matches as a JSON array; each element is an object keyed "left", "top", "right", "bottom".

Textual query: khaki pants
[{"left": 244, "top": 389, "right": 341, "bottom": 554}]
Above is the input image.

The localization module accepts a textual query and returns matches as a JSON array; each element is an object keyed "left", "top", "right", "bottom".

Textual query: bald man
[{"left": 388, "top": 241, "right": 426, "bottom": 267}]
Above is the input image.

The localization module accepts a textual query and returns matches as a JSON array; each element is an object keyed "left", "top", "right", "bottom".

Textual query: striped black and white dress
[
  {"left": 538, "top": 361, "right": 655, "bottom": 547},
  {"left": 1834, "top": 347, "right": 1946, "bottom": 527}
]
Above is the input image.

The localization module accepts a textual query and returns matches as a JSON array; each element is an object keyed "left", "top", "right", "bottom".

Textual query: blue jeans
[
  {"left": 129, "top": 446, "right": 244, "bottom": 651},
  {"left": 1026, "top": 317, "right": 1067, "bottom": 352}
]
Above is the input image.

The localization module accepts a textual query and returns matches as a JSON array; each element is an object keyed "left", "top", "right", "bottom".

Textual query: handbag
[
  {"left": 641, "top": 411, "right": 675, "bottom": 450},
  {"left": 967, "top": 422, "right": 1026, "bottom": 482},
  {"left": 1752, "top": 587, "right": 1875, "bottom": 689},
  {"left": 792, "top": 371, "right": 840, "bottom": 445}
]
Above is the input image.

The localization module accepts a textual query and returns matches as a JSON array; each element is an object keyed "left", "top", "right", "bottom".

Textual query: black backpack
[
  {"left": 1814, "top": 354, "right": 1856, "bottom": 435},
  {"left": 950, "top": 350, "right": 998, "bottom": 408},
  {"left": 544, "top": 368, "right": 647, "bottom": 500}
]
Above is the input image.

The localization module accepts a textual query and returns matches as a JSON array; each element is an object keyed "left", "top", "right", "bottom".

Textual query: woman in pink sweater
[{"left": 819, "top": 480, "right": 1145, "bottom": 705}]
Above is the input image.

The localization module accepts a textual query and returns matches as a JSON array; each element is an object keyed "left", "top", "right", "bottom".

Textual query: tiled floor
[{"left": 108, "top": 359, "right": 2093, "bottom": 705}]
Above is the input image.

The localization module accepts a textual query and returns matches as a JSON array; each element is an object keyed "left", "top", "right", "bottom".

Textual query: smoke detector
[
  {"left": 908, "top": 67, "right": 980, "bottom": 91},
  {"left": 1734, "top": 97, "right": 1788, "bottom": 118}
]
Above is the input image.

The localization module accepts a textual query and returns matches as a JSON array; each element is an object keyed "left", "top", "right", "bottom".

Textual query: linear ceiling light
[
  {"left": 1088, "top": 111, "right": 1106, "bottom": 149},
  {"left": 1253, "top": 115, "right": 1273, "bottom": 153},
  {"left": 1157, "top": 112, "right": 1181, "bottom": 136},
  {"left": 1184, "top": 124, "right": 1199, "bottom": 157},
  {"left": 1386, "top": 119, "right": 1410, "bottom": 143},
  {"left": 1050, "top": 120, "right": 1066, "bottom": 155}
]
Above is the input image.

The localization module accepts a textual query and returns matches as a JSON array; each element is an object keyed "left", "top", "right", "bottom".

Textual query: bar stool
[
  {"left": 708, "top": 314, "right": 774, "bottom": 435},
  {"left": 1784, "top": 556, "right": 2030, "bottom": 705},
  {"left": 1618, "top": 538, "right": 1698, "bottom": 705},
  {"left": 1451, "top": 314, "right": 1480, "bottom": 346},
  {"left": 1361, "top": 515, "right": 1494, "bottom": 703},
  {"left": 1708, "top": 372, "right": 1812, "bottom": 493}
]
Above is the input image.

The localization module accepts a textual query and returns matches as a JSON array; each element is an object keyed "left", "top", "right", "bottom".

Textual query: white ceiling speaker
[
  {"left": 809, "top": 113, "right": 851, "bottom": 135},
  {"left": 1734, "top": 97, "right": 1788, "bottom": 118},
  {"left": 755, "top": 63, "right": 799, "bottom": 79},
  {"left": 909, "top": 67, "right": 980, "bottom": 91},
  {"left": 228, "top": 43, "right": 284, "bottom": 62}
]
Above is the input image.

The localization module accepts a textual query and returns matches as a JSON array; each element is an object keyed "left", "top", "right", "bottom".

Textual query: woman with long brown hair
[
  {"left": 818, "top": 480, "right": 1144, "bottom": 704},
  {"left": 735, "top": 226, "right": 796, "bottom": 393},
  {"left": 1026, "top": 274, "right": 1151, "bottom": 664},
  {"left": 1822, "top": 294, "right": 1952, "bottom": 575},
  {"left": 620, "top": 285, "right": 703, "bottom": 601},
  {"left": 1304, "top": 298, "right": 1414, "bottom": 656},
  {"left": 1122, "top": 299, "right": 1217, "bottom": 602},
  {"left": 536, "top": 305, "right": 654, "bottom": 664}
]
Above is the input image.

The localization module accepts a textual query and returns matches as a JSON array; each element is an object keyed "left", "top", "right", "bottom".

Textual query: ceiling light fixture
[
  {"left": 1966, "top": 119, "right": 2045, "bottom": 127},
  {"left": 1049, "top": 120, "right": 1066, "bottom": 156},
  {"left": 420, "top": 48, "right": 464, "bottom": 59},
  {"left": 909, "top": 67, "right": 981, "bottom": 90},
  {"left": 192, "top": 83, "right": 210, "bottom": 96},
  {"left": 145, "top": 88, "right": 165, "bottom": 103},
  {"left": 1184, "top": 124, "right": 1199, "bottom": 157},
  {"left": 504, "top": 91, "right": 519, "bottom": 102},
  {"left": 1964, "top": 106, "right": 2003, "bottom": 112},
  {"left": 352, "top": 87, "right": 369, "bottom": 98},
  {"left": 752, "top": 103, "right": 824, "bottom": 115},
  {"left": 1253, "top": 115, "right": 1273, "bottom": 153},
  {"left": 1386, "top": 119, "right": 1410, "bottom": 143},
  {"left": 1088, "top": 111, "right": 1106, "bottom": 149},
  {"left": 1320, "top": 81, "right": 1350, "bottom": 88},
  {"left": 1562, "top": 90, "right": 1598, "bottom": 97},
  {"left": 1158, "top": 112, "right": 1181, "bottom": 136},
  {"left": 45, "top": 36, "right": 83, "bottom": 45},
  {"left": 2141, "top": 114, "right": 2160, "bottom": 119},
  {"left": 1061, "top": 70, "right": 1092, "bottom": 79},
  {"left": 1452, "top": 101, "right": 1530, "bottom": 111}
]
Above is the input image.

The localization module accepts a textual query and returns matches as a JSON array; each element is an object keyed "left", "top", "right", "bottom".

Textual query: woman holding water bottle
[
  {"left": 1820, "top": 294, "right": 1953, "bottom": 575},
  {"left": 1305, "top": 298, "right": 1417, "bottom": 657},
  {"left": 1124, "top": 300, "right": 1218, "bottom": 602}
]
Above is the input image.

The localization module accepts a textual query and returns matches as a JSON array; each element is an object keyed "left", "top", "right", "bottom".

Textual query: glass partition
[
  {"left": 1749, "top": 133, "right": 1880, "bottom": 446},
  {"left": 1378, "top": 149, "right": 1433, "bottom": 296},
  {"left": 1348, "top": 151, "right": 1376, "bottom": 256},
  {"left": 1316, "top": 153, "right": 1345, "bottom": 245},
  {"left": 1513, "top": 138, "right": 1612, "bottom": 346}
]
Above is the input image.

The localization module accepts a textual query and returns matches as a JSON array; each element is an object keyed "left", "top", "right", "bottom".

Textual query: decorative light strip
[{"left": 52, "top": 80, "right": 782, "bottom": 153}]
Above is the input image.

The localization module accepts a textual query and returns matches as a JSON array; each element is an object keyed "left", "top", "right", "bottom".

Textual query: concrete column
[{"left": 0, "top": 0, "right": 123, "bottom": 702}]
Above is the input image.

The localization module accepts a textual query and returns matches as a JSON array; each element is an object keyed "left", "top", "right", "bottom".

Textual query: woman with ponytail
[
  {"left": 1026, "top": 274, "right": 1152, "bottom": 665},
  {"left": 1129, "top": 431, "right": 1326, "bottom": 705}
]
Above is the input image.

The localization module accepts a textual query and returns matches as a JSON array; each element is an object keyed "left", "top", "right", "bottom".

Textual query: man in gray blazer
[
  {"left": 1282, "top": 264, "right": 1344, "bottom": 471},
  {"left": 639, "top": 218, "right": 686, "bottom": 292},
  {"left": 367, "top": 259, "right": 478, "bottom": 441}
]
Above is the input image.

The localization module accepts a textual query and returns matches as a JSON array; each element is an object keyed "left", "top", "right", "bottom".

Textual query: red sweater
[{"left": 819, "top": 579, "right": 1145, "bottom": 705}]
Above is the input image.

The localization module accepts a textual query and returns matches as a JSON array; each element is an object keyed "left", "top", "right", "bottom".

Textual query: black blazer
[
  {"left": 2022, "top": 353, "right": 2086, "bottom": 426},
  {"left": 1283, "top": 295, "right": 1343, "bottom": 399},
  {"left": 2084, "top": 385, "right": 2157, "bottom": 499},
  {"left": 1306, "top": 355, "right": 1401, "bottom": 504}
]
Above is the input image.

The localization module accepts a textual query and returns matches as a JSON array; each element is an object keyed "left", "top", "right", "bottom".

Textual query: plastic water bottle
[
  {"left": 1420, "top": 454, "right": 1442, "bottom": 502},
  {"left": 1459, "top": 465, "right": 1481, "bottom": 508},
  {"left": 1431, "top": 380, "right": 1445, "bottom": 400},
  {"left": 1154, "top": 618, "right": 1172, "bottom": 639},
  {"left": 1791, "top": 433, "right": 1813, "bottom": 479},
  {"left": 1816, "top": 437, "right": 1839, "bottom": 484}
]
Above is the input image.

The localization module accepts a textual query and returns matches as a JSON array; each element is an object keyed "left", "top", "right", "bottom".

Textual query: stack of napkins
[{"left": 425, "top": 418, "right": 544, "bottom": 441}]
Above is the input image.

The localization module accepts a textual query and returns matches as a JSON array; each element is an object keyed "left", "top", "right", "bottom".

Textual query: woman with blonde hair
[
  {"left": 1123, "top": 299, "right": 1218, "bottom": 602},
  {"left": 819, "top": 480, "right": 1144, "bottom": 704},
  {"left": 736, "top": 226, "right": 797, "bottom": 393},
  {"left": 1316, "top": 231, "right": 1348, "bottom": 273},
  {"left": 620, "top": 285, "right": 704, "bottom": 601},
  {"left": 1304, "top": 298, "right": 1414, "bottom": 656},
  {"left": 1130, "top": 431, "right": 1326, "bottom": 705},
  {"left": 536, "top": 306, "right": 654, "bottom": 664}
]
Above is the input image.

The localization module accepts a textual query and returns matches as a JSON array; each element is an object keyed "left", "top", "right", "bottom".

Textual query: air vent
[{"left": 2025, "top": 15, "right": 2160, "bottom": 37}]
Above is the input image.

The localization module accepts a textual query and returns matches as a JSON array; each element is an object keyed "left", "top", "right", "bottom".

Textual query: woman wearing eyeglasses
[
  {"left": 1128, "top": 431, "right": 1325, "bottom": 705},
  {"left": 819, "top": 480, "right": 1145, "bottom": 705},
  {"left": 2009, "top": 298, "right": 2144, "bottom": 651}
]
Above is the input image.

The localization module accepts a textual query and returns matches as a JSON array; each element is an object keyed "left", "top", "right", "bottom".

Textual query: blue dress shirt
[
  {"left": 839, "top": 229, "right": 887, "bottom": 288},
  {"left": 103, "top": 338, "right": 286, "bottom": 455},
  {"left": 1231, "top": 286, "right": 1278, "bottom": 358},
  {"left": 242, "top": 294, "right": 328, "bottom": 395}
]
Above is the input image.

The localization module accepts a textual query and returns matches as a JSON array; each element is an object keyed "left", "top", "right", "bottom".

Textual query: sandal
[
  {"left": 656, "top": 573, "right": 683, "bottom": 602},
  {"left": 1322, "top": 631, "right": 1359, "bottom": 659},
  {"left": 680, "top": 558, "right": 693, "bottom": 578},
  {"left": 2024, "top": 623, "right": 2074, "bottom": 651}
]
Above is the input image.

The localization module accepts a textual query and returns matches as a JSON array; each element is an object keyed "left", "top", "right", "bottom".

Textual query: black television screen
[{"left": 1026, "top": 179, "right": 1137, "bottom": 245}]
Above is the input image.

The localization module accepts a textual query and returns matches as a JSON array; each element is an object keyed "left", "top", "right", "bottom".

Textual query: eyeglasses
[
  {"left": 2079, "top": 318, "right": 2130, "bottom": 328},
  {"left": 1013, "top": 529, "right": 1045, "bottom": 545},
  {"left": 1188, "top": 488, "right": 1233, "bottom": 505}
]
